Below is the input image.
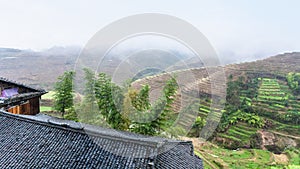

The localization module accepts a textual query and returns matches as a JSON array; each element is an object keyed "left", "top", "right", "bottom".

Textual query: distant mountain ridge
[
  {"left": 0, "top": 46, "right": 299, "bottom": 91},
  {"left": 0, "top": 46, "right": 201, "bottom": 89},
  {"left": 0, "top": 47, "right": 81, "bottom": 89},
  {"left": 0, "top": 47, "right": 22, "bottom": 53}
]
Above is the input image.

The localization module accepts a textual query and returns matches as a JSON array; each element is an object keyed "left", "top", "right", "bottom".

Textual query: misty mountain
[
  {"left": 0, "top": 46, "right": 290, "bottom": 90},
  {"left": 0, "top": 46, "right": 203, "bottom": 90},
  {"left": 0, "top": 46, "right": 81, "bottom": 89}
]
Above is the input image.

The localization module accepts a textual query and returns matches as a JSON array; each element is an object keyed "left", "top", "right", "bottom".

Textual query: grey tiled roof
[
  {"left": 0, "top": 92, "right": 44, "bottom": 106},
  {"left": 0, "top": 111, "right": 203, "bottom": 169},
  {"left": 0, "top": 77, "right": 47, "bottom": 107},
  {"left": 0, "top": 77, "right": 46, "bottom": 93}
]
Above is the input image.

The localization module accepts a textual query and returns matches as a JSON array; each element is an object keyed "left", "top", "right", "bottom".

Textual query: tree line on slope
[
  {"left": 287, "top": 72, "right": 300, "bottom": 95},
  {"left": 217, "top": 75, "right": 264, "bottom": 132},
  {"left": 52, "top": 69, "right": 178, "bottom": 136}
]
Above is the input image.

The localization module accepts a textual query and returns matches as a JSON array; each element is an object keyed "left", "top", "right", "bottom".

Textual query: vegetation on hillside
[
  {"left": 287, "top": 72, "right": 300, "bottom": 95},
  {"left": 209, "top": 74, "right": 298, "bottom": 144},
  {"left": 44, "top": 68, "right": 300, "bottom": 168},
  {"left": 191, "top": 139, "right": 300, "bottom": 169},
  {"left": 49, "top": 69, "right": 179, "bottom": 136},
  {"left": 129, "top": 76, "right": 178, "bottom": 135}
]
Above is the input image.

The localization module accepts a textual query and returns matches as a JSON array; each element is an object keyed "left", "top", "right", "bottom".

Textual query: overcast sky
[{"left": 0, "top": 0, "right": 299, "bottom": 60}]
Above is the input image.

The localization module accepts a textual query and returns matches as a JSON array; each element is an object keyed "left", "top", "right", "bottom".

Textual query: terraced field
[
  {"left": 132, "top": 67, "right": 226, "bottom": 133},
  {"left": 193, "top": 76, "right": 300, "bottom": 159},
  {"left": 182, "top": 138, "right": 300, "bottom": 169},
  {"left": 128, "top": 55, "right": 300, "bottom": 168},
  {"left": 253, "top": 78, "right": 300, "bottom": 115},
  {"left": 216, "top": 122, "right": 258, "bottom": 147}
]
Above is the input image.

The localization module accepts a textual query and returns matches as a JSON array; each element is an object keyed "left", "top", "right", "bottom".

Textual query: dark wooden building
[{"left": 0, "top": 77, "right": 46, "bottom": 115}]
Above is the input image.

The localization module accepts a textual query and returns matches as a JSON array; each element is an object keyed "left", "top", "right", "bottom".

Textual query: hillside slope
[{"left": 132, "top": 52, "right": 300, "bottom": 155}]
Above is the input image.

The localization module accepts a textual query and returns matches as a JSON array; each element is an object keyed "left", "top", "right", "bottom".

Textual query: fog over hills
[
  {"left": 0, "top": 46, "right": 297, "bottom": 90},
  {"left": 0, "top": 47, "right": 80, "bottom": 89}
]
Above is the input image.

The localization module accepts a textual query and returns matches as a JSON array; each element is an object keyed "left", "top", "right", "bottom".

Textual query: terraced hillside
[
  {"left": 208, "top": 75, "right": 299, "bottom": 159},
  {"left": 38, "top": 52, "right": 300, "bottom": 168},
  {"left": 184, "top": 138, "right": 300, "bottom": 169},
  {"left": 132, "top": 67, "right": 226, "bottom": 134},
  {"left": 132, "top": 52, "right": 300, "bottom": 117},
  {"left": 131, "top": 52, "right": 300, "bottom": 157}
]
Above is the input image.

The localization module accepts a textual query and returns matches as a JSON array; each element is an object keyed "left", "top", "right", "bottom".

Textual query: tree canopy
[{"left": 53, "top": 71, "right": 75, "bottom": 116}]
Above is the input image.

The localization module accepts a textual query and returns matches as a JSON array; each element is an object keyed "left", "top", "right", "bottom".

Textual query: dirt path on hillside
[
  {"left": 273, "top": 154, "right": 289, "bottom": 165},
  {"left": 181, "top": 137, "right": 229, "bottom": 169},
  {"left": 270, "top": 131, "right": 300, "bottom": 140}
]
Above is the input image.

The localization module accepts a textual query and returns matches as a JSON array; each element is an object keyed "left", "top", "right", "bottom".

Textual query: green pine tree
[
  {"left": 53, "top": 71, "right": 75, "bottom": 117},
  {"left": 77, "top": 68, "right": 103, "bottom": 125},
  {"left": 94, "top": 73, "right": 128, "bottom": 130}
]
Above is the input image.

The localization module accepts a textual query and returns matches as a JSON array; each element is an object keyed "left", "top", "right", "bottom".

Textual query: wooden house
[{"left": 0, "top": 77, "right": 46, "bottom": 115}]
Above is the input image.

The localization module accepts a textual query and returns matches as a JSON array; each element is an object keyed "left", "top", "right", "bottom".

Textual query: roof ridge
[
  {"left": 0, "top": 77, "right": 46, "bottom": 92},
  {"left": 0, "top": 110, "right": 203, "bottom": 168},
  {"left": 0, "top": 110, "right": 185, "bottom": 147},
  {"left": 0, "top": 92, "right": 46, "bottom": 106}
]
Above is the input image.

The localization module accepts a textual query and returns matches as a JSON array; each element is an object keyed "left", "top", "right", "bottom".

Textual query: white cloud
[{"left": 0, "top": 0, "right": 299, "bottom": 59}]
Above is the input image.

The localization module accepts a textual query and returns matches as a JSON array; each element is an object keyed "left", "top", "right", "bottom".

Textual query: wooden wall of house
[
  {"left": 7, "top": 97, "right": 40, "bottom": 115},
  {"left": 29, "top": 97, "right": 40, "bottom": 115},
  {"left": 7, "top": 102, "right": 30, "bottom": 115}
]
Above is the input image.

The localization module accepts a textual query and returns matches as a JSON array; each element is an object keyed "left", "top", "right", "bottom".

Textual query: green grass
[
  {"left": 216, "top": 122, "right": 258, "bottom": 146},
  {"left": 259, "top": 89, "right": 281, "bottom": 92},
  {"left": 286, "top": 149, "right": 300, "bottom": 165},
  {"left": 240, "top": 96, "right": 252, "bottom": 102},
  {"left": 199, "top": 107, "right": 210, "bottom": 114},
  {"left": 273, "top": 104, "right": 285, "bottom": 108},
  {"left": 218, "top": 133, "right": 242, "bottom": 142},
  {"left": 258, "top": 95, "right": 285, "bottom": 101},
  {"left": 41, "top": 110, "right": 63, "bottom": 118},
  {"left": 200, "top": 104, "right": 210, "bottom": 110},
  {"left": 40, "top": 106, "right": 52, "bottom": 112},
  {"left": 231, "top": 126, "right": 256, "bottom": 135},
  {"left": 41, "top": 91, "right": 55, "bottom": 100},
  {"left": 194, "top": 142, "right": 299, "bottom": 169},
  {"left": 198, "top": 100, "right": 215, "bottom": 117},
  {"left": 227, "top": 128, "right": 251, "bottom": 138}
]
